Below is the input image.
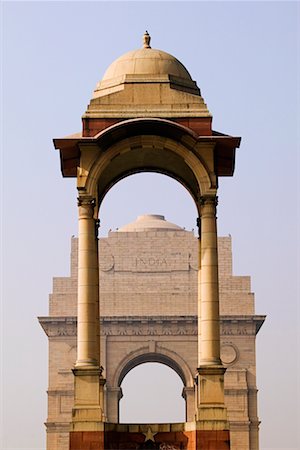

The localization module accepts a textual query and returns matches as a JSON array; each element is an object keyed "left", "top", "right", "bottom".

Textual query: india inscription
[{"left": 136, "top": 256, "right": 168, "bottom": 271}]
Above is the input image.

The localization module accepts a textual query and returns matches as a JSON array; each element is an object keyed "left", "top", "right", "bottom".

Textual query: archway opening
[
  {"left": 119, "top": 362, "right": 185, "bottom": 424},
  {"left": 99, "top": 172, "right": 198, "bottom": 236}
]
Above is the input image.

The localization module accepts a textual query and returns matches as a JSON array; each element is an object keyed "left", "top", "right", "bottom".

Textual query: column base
[
  {"left": 70, "top": 430, "right": 104, "bottom": 450},
  {"left": 196, "top": 365, "right": 227, "bottom": 407},
  {"left": 71, "top": 367, "right": 105, "bottom": 431},
  {"left": 74, "top": 359, "right": 99, "bottom": 369},
  {"left": 196, "top": 405, "right": 229, "bottom": 430},
  {"left": 196, "top": 365, "right": 229, "bottom": 431},
  {"left": 196, "top": 430, "right": 230, "bottom": 450}
]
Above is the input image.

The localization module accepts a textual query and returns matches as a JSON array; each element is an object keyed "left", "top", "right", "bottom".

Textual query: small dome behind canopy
[{"left": 117, "top": 214, "right": 184, "bottom": 232}]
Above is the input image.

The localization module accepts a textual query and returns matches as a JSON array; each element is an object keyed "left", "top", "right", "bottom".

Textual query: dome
[
  {"left": 87, "top": 32, "right": 209, "bottom": 119},
  {"left": 101, "top": 31, "right": 192, "bottom": 82},
  {"left": 102, "top": 48, "right": 192, "bottom": 82},
  {"left": 117, "top": 214, "right": 184, "bottom": 232}
]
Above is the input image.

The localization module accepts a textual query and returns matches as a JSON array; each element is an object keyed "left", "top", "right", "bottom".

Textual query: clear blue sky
[{"left": 1, "top": 2, "right": 299, "bottom": 449}]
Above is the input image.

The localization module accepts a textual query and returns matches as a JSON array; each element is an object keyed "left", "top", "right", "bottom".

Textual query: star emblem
[{"left": 143, "top": 427, "right": 157, "bottom": 442}]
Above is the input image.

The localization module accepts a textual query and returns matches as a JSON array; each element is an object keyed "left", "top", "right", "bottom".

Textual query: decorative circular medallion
[
  {"left": 220, "top": 343, "right": 238, "bottom": 365},
  {"left": 189, "top": 249, "right": 198, "bottom": 271},
  {"left": 99, "top": 241, "right": 114, "bottom": 272}
]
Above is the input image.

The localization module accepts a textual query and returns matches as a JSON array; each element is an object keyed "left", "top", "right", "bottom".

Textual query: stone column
[
  {"left": 196, "top": 195, "right": 229, "bottom": 435},
  {"left": 76, "top": 196, "right": 99, "bottom": 368},
  {"left": 70, "top": 195, "right": 105, "bottom": 436},
  {"left": 199, "top": 195, "right": 221, "bottom": 366},
  {"left": 196, "top": 217, "right": 202, "bottom": 367}
]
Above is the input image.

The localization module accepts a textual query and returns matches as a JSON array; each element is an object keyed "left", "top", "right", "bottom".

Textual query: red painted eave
[
  {"left": 211, "top": 132, "right": 241, "bottom": 177},
  {"left": 53, "top": 125, "right": 241, "bottom": 178},
  {"left": 53, "top": 137, "right": 84, "bottom": 177}
]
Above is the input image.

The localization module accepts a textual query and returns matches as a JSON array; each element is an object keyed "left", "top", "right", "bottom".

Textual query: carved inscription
[
  {"left": 136, "top": 256, "right": 167, "bottom": 271},
  {"left": 113, "top": 252, "right": 189, "bottom": 272}
]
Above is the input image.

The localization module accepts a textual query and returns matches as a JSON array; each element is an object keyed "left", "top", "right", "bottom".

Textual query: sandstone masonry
[{"left": 39, "top": 215, "right": 264, "bottom": 450}]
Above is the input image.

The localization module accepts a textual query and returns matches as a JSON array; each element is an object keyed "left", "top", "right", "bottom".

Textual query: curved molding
[
  {"left": 88, "top": 137, "right": 212, "bottom": 207},
  {"left": 112, "top": 345, "right": 194, "bottom": 389},
  {"left": 92, "top": 118, "right": 201, "bottom": 142}
]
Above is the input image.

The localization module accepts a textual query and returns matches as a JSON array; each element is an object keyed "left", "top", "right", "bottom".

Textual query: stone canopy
[
  {"left": 54, "top": 33, "right": 240, "bottom": 188},
  {"left": 50, "top": 34, "right": 250, "bottom": 450}
]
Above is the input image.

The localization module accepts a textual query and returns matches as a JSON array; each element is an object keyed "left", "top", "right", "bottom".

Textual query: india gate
[{"left": 39, "top": 33, "right": 265, "bottom": 450}]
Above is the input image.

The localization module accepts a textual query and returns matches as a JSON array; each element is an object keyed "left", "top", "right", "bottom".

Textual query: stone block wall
[{"left": 40, "top": 223, "right": 264, "bottom": 450}]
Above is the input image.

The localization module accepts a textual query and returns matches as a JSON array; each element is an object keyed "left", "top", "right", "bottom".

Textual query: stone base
[
  {"left": 196, "top": 430, "right": 230, "bottom": 450},
  {"left": 70, "top": 431, "right": 104, "bottom": 450},
  {"left": 69, "top": 423, "right": 230, "bottom": 450}
]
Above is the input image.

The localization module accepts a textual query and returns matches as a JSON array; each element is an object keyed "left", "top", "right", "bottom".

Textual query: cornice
[
  {"left": 45, "top": 422, "right": 70, "bottom": 432},
  {"left": 38, "top": 315, "right": 265, "bottom": 337},
  {"left": 47, "top": 389, "right": 74, "bottom": 395}
]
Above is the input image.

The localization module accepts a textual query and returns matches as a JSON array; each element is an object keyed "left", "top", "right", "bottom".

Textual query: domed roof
[
  {"left": 102, "top": 49, "right": 192, "bottom": 82},
  {"left": 87, "top": 32, "right": 210, "bottom": 119},
  {"left": 101, "top": 32, "right": 192, "bottom": 82},
  {"left": 117, "top": 214, "right": 184, "bottom": 232}
]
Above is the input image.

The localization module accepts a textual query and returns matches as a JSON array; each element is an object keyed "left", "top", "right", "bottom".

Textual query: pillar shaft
[
  {"left": 197, "top": 218, "right": 202, "bottom": 367},
  {"left": 71, "top": 195, "right": 105, "bottom": 432},
  {"left": 199, "top": 195, "right": 221, "bottom": 366},
  {"left": 196, "top": 195, "right": 228, "bottom": 431},
  {"left": 76, "top": 196, "right": 100, "bottom": 368}
]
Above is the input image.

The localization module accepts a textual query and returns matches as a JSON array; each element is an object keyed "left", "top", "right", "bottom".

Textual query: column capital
[
  {"left": 199, "top": 195, "right": 218, "bottom": 207},
  {"left": 199, "top": 195, "right": 218, "bottom": 219},
  {"left": 182, "top": 386, "right": 195, "bottom": 396},
  {"left": 77, "top": 195, "right": 96, "bottom": 219},
  {"left": 106, "top": 386, "right": 123, "bottom": 400},
  {"left": 77, "top": 195, "right": 96, "bottom": 207}
]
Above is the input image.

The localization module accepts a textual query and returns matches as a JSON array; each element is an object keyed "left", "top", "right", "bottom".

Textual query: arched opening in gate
[
  {"left": 119, "top": 362, "right": 185, "bottom": 424},
  {"left": 115, "top": 352, "right": 193, "bottom": 424}
]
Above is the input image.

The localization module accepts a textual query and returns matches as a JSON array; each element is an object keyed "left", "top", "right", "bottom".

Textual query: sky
[{"left": 1, "top": 1, "right": 299, "bottom": 450}]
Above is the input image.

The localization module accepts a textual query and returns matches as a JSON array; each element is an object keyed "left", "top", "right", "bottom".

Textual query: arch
[
  {"left": 119, "top": 362, "right": 186, "bottom": 424},
  {"left": 83, "top": 118, "right": 215, "bottom": 210},
  {"left": 112, "top": 346, "right": 194, "bottom": 390}
]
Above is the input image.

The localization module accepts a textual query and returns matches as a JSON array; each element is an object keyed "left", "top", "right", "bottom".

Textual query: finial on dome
[{"left": 143, "top": 31, "right": 151, "bottom": 48}]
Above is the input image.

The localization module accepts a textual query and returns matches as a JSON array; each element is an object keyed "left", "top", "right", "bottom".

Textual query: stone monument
[{"left": 43, "top": 33, "right": 264, "bottom": 450}]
